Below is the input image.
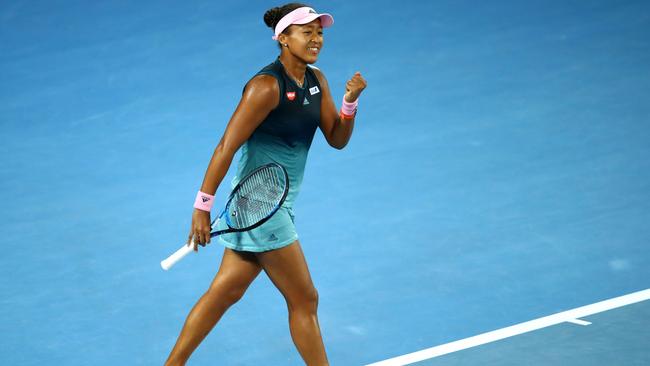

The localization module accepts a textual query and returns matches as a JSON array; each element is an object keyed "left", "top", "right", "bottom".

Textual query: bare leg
[
  {"left": 256, "top": 241, "right": 329, "bottom": 365},
  {"left": 165, "top": 248, "right": 262, "bottom": 366}
]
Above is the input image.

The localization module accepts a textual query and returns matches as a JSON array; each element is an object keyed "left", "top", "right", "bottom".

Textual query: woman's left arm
[{"left": 314, "top": 68, "right": 367, "bottom": 149}]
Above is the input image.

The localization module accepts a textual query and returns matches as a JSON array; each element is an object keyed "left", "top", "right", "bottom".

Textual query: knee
[
  {"left": 308, "top": 287, "right": 319, "bottom": 306},
  {"left": 205, "top": 284, "right": 247, "bottom": 307},
  {"left": 289, "top": 287, "right": 319, "bottom": 312}
]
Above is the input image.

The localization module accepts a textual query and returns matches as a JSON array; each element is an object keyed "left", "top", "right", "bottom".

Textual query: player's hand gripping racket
[{"left": 161, "top": 163, "right": 289, "bottom": 270}]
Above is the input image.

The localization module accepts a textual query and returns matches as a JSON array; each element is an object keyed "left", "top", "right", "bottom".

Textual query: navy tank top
[{"left": 232, "top": 58, "right": 323, "bottom": 208}]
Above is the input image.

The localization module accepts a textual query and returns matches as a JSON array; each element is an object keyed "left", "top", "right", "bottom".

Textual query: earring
[{"left": 283, "top": 43, "right": 288, "bottom": 47}]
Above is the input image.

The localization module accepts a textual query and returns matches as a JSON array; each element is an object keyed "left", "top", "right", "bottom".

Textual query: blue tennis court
[{"left": 2, "top": 1, "right": 649, "bottom": 365}]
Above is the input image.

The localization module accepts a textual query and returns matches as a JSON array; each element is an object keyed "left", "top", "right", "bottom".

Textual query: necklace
[
  {"left": 279, "top": 59, "right": 305, "bottom": 88},
  {"left": 288, "top": 73, "right": 304, "bottom": 88}
]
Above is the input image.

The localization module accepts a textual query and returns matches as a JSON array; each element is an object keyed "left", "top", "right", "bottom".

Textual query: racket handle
[
  {"left": 161, "top": 243, "right": 194, "bottom": 271},
  {"left": 161, "top": 218, "right": 220, "bottom": 271}
]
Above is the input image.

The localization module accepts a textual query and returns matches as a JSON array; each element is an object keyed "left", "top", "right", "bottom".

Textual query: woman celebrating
[{"left": 165, "top": 3, "right": 366, "bottom": 365}]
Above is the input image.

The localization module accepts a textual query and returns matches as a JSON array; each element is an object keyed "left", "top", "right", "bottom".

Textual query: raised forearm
[{"left": 328, "top": 115, "right": 355, "bottom": 149}]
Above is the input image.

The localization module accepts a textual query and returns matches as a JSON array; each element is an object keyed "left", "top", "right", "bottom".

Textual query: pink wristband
[
  {"left": 341, "top": 97, "right": 358, "bottom": 116},
  {"left": 193, "top": 191, "right": 215, "bottom": 212}
]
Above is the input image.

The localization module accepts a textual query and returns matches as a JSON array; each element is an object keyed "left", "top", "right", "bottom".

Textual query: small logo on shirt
[
  {"left": 309, "top": 86, "right": 320, "bottom": 95},
  {"left": 269, "top": 233, "right": 278, "bottom": 241},
  {"left": 286, "top": 91, "right": 296, "bottom": 101},
  {"left": 303, "top": 97, "right": 310, "bottom": 105}
]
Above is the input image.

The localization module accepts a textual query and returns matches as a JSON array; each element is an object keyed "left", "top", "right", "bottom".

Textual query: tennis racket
[{"left": 161, "top": 162, "right": 289, "bottom": 270}]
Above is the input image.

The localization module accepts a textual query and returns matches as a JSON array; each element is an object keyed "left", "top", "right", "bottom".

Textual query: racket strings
[{"left": 228, "top": 166, "right": 286, "bottom": 229}]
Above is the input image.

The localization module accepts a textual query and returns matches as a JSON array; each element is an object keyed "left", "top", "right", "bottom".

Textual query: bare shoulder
[
  {"left": 242, "top": 74, "right": 280, "bottom": 108},
  {"left": 245, "top": 74, "right": 279, "bottom": 95}
]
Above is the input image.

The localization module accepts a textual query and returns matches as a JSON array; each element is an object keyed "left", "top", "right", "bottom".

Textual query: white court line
[
  {"left": 566, "top": 318, "right": 592, "bottom": 326},
  {"left": 366, "top": 288, "right": 650, "bottom": 366}
]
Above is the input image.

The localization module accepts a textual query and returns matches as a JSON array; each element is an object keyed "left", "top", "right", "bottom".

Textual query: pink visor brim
[{"left": 272, "top": 7, "right": 334, "bottom": 40}]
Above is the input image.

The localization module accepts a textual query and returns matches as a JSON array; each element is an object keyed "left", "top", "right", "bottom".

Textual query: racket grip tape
[
  {"left": 161, "top": 218, "right": 220, "bottom": 271},
  {"left": 161, "top": 243, "right": 194, "bottom": 270}
]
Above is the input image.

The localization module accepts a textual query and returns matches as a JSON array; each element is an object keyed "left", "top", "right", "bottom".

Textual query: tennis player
[{"left": 165, "top": 3, "right": 366, "bottom": 365}]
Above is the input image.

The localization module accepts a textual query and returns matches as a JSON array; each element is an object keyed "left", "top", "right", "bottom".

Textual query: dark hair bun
[
  {"left": 264, "top": 7, "right": 283, "bottom": 29},
  {"left": 263, "top": 3, "right": 309, "bottom": 30}
]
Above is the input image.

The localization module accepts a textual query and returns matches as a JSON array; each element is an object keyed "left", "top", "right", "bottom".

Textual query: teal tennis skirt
[{"left": 215, "top": 206, "right": 297, "bottom": 252}]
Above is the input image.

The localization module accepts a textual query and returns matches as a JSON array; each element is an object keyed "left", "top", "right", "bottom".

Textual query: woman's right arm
[{"left": 189, "top": 75, "right": 279, "bottom": 250}]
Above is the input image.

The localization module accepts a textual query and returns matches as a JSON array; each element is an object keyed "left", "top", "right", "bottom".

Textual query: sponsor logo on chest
[{"left": 309, "top": 86, "right": 320, "bottom": 95}]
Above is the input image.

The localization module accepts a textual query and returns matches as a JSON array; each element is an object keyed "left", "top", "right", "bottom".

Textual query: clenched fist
[{"left": 344, "top": 72, "right": 367, "bottom": 103}]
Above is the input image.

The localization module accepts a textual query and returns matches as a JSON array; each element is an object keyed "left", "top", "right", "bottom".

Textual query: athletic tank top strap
[
  {"left": 243, "top": 59, "right": 285, "bottom": 96},
  {"left": 243, "top": 58, "right": 320, "bottom": 102}
]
